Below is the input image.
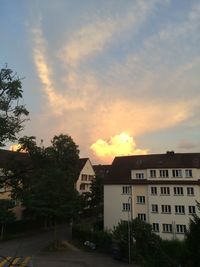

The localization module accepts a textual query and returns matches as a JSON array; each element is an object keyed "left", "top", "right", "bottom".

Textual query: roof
[
  {"left": 78, "top": 158, "right": 89, "bottom": 172},
  {"left": 105, "top": 152, "right": 200, "bottom": 185},
  {"left": 93, "top": 164, "right": 111, "bottom": 177},
  {"left": 0, "top": 149, "right": 31, "bottom": 168}
]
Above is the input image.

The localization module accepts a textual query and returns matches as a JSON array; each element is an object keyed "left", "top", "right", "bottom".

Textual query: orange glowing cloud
[{"left": 90, "top": 132, "right": 148, "bottom": 161}]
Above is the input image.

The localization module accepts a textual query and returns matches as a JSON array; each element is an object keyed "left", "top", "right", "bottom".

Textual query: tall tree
[
  {"left": 13, "top": 134, "right": 80, "bottom": 232},
  {"left": 85, "top": 174, "right": 103, "bottom": 219},
  {"left": 185, "top": 201, "right": 200, "bottom": 267},
  {"left": 0, "top": 66, "right": 29, "bottom": 146}
]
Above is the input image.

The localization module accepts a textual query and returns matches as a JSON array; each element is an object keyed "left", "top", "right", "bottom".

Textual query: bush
[{"left": 72, "top": 223, "right": 112, "bottom": 252}]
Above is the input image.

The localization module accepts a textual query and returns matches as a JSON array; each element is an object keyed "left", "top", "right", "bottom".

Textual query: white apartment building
[
  {"left": 104, "top": 151, "right": 200, "bottom": 240},
  {"left": 76, "top": 158, "right": 95, "bottom": 194}
]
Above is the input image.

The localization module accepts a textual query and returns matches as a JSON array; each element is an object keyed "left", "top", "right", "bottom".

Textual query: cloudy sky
[{"left": 1, "top": 0, "right": 200, "bottom": 163}]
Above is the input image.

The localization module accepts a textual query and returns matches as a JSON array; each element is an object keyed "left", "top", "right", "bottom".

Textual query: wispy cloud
[{"left": 29, "top": 1, "right": 200, "bottom": 162}]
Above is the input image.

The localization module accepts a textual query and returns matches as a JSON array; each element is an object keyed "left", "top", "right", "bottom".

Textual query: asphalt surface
[{"left": 0, "top": 225, "right": 138, "bottom": 267}]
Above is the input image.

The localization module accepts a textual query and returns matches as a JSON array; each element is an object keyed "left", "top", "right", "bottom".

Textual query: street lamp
[{"left": 128, "top": 195, "right": 133, "bottom": 264}]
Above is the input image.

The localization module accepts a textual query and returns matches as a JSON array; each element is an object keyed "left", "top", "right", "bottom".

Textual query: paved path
[{"left": 0, "top": 226, "right": 138, "bottom": 266}]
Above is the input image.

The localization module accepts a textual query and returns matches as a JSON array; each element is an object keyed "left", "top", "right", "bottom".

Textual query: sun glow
[
  {"left": 90, "top": 132, "right": 148, "bottom": 161},
  {"left": 9, "top": 144, "right": 27, "bottom": 153}
]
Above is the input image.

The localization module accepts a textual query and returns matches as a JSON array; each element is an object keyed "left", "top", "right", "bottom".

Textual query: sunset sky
[{"left": 1, "top": 0, "right": 200, "bottom": 163}]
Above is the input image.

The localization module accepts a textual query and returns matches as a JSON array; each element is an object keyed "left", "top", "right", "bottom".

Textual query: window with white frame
[
  {"left": 161, "top": 205, "right": 171, "bottom": 213},
  {"left": 160, "top": 187, "right": 170, "bottom": 195},
  {"left": 185, "top": 169, "right": 192, "bottom": 178},
  {"left": 138, "top": 213, "right": 146, "bottom": 221},
  {"left": 189, "top": 206, "right": 196, "bottom": 214},
  {"left": 81, "top": 174, "right": 87, "bottom": 181},
  {"left": 176, "top": 224, "right": 186, "bottom": 234},
  {"left": 152, "top": 223, "right": 159, "bottom": 232},
  {"left": 151, "top": 204, "right": 158, "bottom": 213},
  {"left": 150, "top": 170, "right": 156, "bottom": 178},
  {"left": 159, "top": 169, "right": 169, "bottom": 178},
  {"left": 175, "top": 205, "right": 185, "bottom": 214},
  {"left": 187, "top": 187, "right": 194, "bottom": 196},
  {"left": 136, "top": 173, "right": 144, "bottom": 179},
  {"left": 172, "top": 169, "right": 182, "bottom": 178},
  {"left": 122, "top": 203, "right": 130, "bottom": 211},
  {"left": 136, "top": 196, "right": 145, "bottom": 204},
  {"left": 174, "top": 187, "right": 184, "bottom": 195},
  {"left": 151, "top": 186, "right": 157, "bottom": 195},
  {"left": 163, "top": 224, "right": 172, "bottom": 233},
  {"left": 122, "top": 186, "right": 131, "bottom": 195}
]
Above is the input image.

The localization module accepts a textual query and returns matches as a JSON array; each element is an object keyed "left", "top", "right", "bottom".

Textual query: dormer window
[
  {"left": 159, "top": 170, "right": 169, "bottom": 178},
  {"left": 150, "top": 170, "right": 156, "bottom": 178},
  {"left": 185, "top": 169, "right": 192, "bottom": 178},
  {"left": 136, "top": 173, "right": 144, "bottom": 179},
  {"left": 172, "top": 169, "right": 182, "bottom": 178}
]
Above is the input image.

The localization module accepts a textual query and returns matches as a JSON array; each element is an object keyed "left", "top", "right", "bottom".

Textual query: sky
[{"left": 1, "top": 0, "right": 200, "bottom": 164}]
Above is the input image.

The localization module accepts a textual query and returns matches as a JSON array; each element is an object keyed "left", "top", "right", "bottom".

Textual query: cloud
[
  {"left": 91, "top": 132, "right": 148, "bottom": 162},
  {"left": 29, "top": 1, "right": 200, "bottom": 163},
  {"left": 177, "top": 139, "right": 198, "bottom": 151},
  {"left": 32, "top": 26, "right": 87, "bottom": 114}
]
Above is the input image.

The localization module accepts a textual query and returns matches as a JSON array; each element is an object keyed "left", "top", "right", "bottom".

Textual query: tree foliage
[
  {"left": 185, "top": 201, "right": 200, "bottom": 267},
  {"left": 0, "top": 66, "right": 29, "bottom": 146},
  {"left": 0, "top": 199, "right": 16, "bottom": 240},
  {"left": 113, "top": 219, "right": 172, "bottom": 266},
  {"left": 12, "top": 134, "right": 80, "bottom": 225}
]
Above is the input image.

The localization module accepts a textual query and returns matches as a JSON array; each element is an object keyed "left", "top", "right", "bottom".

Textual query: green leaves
[{"left": 0, "top": 66, "right": 29, "bottom": 146}]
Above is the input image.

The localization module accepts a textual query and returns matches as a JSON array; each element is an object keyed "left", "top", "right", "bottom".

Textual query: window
[
  {"left": 187, "top": 187, "right": 194, "bottom": 196},
  {"left": 150, "top": 170, "right": 156, "bottom": 178},
  {"left": 160, "top": 187, "right": 170, "bottom": 195},
  {"left": 175, "top": 205, "right": 185, "bottom": 214},
  {"left": 136, "top": 196, "right": 145, "bottom": 204},
  {"left": 81, "top": 174, "right": 87, "bottom": 181},
  {"left": 176, "top": 224, "right": 186, "bottom": 234},
  {"left": 172, "top": 169, "right": 182, "bottom": 178},
  {"left": 80, "top": 184, "right": 85, "bottom": 190},
  {"left": 122, "top": 203, "right": 130, "bottom": 211},
  {"left": 185, "top": 169, "right": 192, "bottom": 178},
  {"left": 151, "top": 187, "right": 157, "bottom": 195},
  {"left": 163, "top": 224, "right": 172, "bottom": 233},
  {"left": 161, "top": 205, "right": 171, "bottom": 213},
  {"left": 152, "top": 223, "right": 159, "bottom": 232},
  {"left": 136, "top": 173, "right": 144, "bottom": 179},
  {"left": 88, "top": 175, "right": 94, "bottom": 181},
  {"left": 174, "top": 187, "right": 184, "bottom": 195},
  {"left": 151, "top": 204, "right": 158, "bottom": 213},
  {"left": 138, "top": 213, "right": 146, "bottom": 221},
  {"left": 189, "top": 206, "right": 196, "bottom": 214},
  {"left": 122, "top": 186, "right": 131, "bottom": 195},
  {"left": 159, "top": 170, "right": 169, "bottom": 178}
]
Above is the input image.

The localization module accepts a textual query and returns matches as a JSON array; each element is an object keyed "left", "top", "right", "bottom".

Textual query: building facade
[
  {"left": 104, "top": 152, "right": 200, "bottom": 240},
  {"left": 76, "top": 158, "right": 95, "bottom": 194}
]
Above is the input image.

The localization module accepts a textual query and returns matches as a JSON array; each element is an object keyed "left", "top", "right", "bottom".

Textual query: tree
[
  {"left": 0, "top": 66, "right": 29, "bottom": 146},
  {"left": 10, "top": 134, "right": 80, "bottom": 244},
  {"left": 0, "top": 199, "right": 16, "bottom": 240},
  {"left": 185, "top": 201, "right": 200, "bottom": 267},
  {"left": 112, "top": 219, "right": 170, "bottom": 266},
  {"left": 84, "top": 174, "right": 103, "bottom": 220}
]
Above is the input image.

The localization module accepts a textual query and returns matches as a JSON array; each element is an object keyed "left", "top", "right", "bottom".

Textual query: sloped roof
[
  {"left": 0, "top": 149, "right": 31, "bottom": 168},
  {"left": 93, "top": 164, "right": 111, "bottom": 177},
  {"left": 78, "top": 158, "right": 88, "bottom": 172},
  {"left": 105, "top": 152, "right": 200, "bottom": 184}
]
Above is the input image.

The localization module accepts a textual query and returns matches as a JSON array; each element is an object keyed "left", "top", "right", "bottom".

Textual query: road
[{"left": 0, "top": 225, "right": 137, "bottom": 267}]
